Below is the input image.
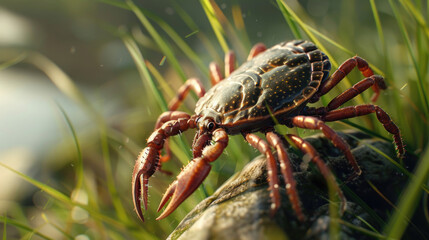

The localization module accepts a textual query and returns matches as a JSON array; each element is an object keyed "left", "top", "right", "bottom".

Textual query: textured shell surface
[{"left": 195, "top": 40, "right": 331, "bottom": 128}]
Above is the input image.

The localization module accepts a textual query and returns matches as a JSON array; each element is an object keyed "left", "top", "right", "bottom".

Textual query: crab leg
[
  {"left": 316, "top": 56, "right": 386, "bottom": 102},
  {"left": 322, "top": 105, "right": 404, "bottom": 158},
  {"left": 156, "top": 128, "right": 229, "bottom": 220},
  {"left": 209, "top": 51, "right": 237, "bottom": 85},
  {"left": 154, "top": 111, "right": 192, "bottom": 129},
  {"left": 153, "top": 111, "right": 192, "bottom": 165},
  {"left": 132, "top": 115, "right": 197, "bottom": 222},
  {"left": 247, "top": 43, "right": 267, "bottom": 60},
  {"left": 210, "top": 43, "right": 267, "bottom": 85},
  {"left": 209, "top": 62, "right": 223, "bottom": 85},
  {"left": 158, "top": 79, "right": 205, "bottom": 167},
  {"left": 224, "top": 51, "right": 236, "bottom": 78},
  {"left": 245, "top": 133, "right": 281, "bottom": 216},
  {"left": 266, "top": 132, "right": 305, "bottom": 221},
  {"left": 168, "top": 78, "right": 206, "bottom": 111},
  {"left": 287, "top": 134, "right": 347, "bottom": 214},
  {"left": 326, "top": 75, "right": 386, "bottom": 111},
  {"left": 291, "top": 116, "right": 361, "bottom": 176}
]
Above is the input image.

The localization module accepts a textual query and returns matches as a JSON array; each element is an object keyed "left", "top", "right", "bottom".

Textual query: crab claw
[
  {"left": 156, "top": 157, "right": 211, "bottom": 220},
  {"left": 132, "top": 147, "right": 159, "bottom": 222}
]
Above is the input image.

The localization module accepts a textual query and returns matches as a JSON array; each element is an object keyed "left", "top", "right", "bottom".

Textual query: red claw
[
  {"left": 132, "top": 147, "right": 159, "bottom": 222},
  {"left": 156, "top": 157, "right": 212, "bottom": 220}
]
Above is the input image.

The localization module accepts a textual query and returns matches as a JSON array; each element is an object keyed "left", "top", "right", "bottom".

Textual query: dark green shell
[{"left": 195, "top": 40, "right": 330, "bottom": 132}]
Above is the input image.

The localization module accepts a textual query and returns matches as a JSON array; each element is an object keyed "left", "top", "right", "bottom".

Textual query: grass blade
[
  {"left": 232, "top": 5, "right": 251, "bottom": 49},
  {"left": 384, "top": 145, "right": 429, "bottom": 238},
  {"left": 123, "top": 35, "right": 192, "bottom": 162},
  {"left": 0, "top": 161, "right": 136, "bottom": 231},
  {"left": 0, "top": 216, "right": 53, "bottom": 240},
  {"left": 57, "top": 104, "right": 84, "bottom": 193},
  {"left": 135, "top": 9, "right": 209, "bottom": 76},
  {"left": 0, "top": 53, "right": 26, "bottom": 71},
  {"left": 276, "top": 0, "right": 302, "bottom": 39},
  {"left": 207, "top": 1, "right": 249, "bottom": 56},
  {"left": 389, "top": 0, "right": 429, "bottom": 120},
  {"left": 172, "top": 1, "right": 222, "bottom": 63},
  {"left": 144, "top": 60, "right": 176, "bottom": 100},
  {"left": 126, "top": 0, "right": 187, "bottom": 81},
  {"left": 96, "top": 0, "right": 128, "bottom": 9},
  {"left": 336, "top": 218, "right": 387, "bottom": 239},
  {"left": 0, "top": 162, "right": 72, "bottom": 205},
  {"left": 24, "top": 52, "right": 94, "bottom": 114},
  {"left": 123, "top": 35, "right": 168, "bottom": 111},
  {"left": 399, "top": 0, "right": 429, "bottom": 40},
  {"left": 2, "top": 214, "right": 6, "bottom": 240},
  {"left": 200, "top": 0, "right": 230, "bottom": 53}
]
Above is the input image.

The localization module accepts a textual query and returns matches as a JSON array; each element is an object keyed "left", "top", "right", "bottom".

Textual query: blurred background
[{"left": 0, "top": 0, "right": 427, "bottom": 239}]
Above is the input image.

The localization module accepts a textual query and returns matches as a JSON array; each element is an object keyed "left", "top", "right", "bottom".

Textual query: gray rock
[{"left": 168, "top": 131, "right": 407, "bottom": 240}]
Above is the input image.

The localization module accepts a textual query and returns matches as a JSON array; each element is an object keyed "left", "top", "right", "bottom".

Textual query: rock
[{"left": 168, "top": 131, "right": 409, "bottom": 240}]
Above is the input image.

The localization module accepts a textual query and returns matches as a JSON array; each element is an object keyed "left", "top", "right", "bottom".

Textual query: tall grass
[{"left": 0, "top": 0, "right": 428, "bottom": 239}]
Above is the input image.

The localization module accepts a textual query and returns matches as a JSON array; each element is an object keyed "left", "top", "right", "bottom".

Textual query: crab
[{"left": 132, "top": 40, "right": 404, "bottom": 222}]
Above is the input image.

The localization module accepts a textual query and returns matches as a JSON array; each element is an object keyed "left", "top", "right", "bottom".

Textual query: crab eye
[{"left": 207, "top": 122, "right": 216, "bottom": 131}]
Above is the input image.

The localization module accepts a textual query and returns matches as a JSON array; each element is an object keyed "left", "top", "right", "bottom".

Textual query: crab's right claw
[
  {"left": 156, "top": 157, "right": 211, "bottom": 220},
  {"left": 132, "top": 147, "right": 159, "bottom": 222}
]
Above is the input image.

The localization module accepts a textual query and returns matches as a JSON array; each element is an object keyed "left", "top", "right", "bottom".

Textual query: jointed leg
[
  {"left": 291, "top": 116, "right": 361, "bottom": 175},
  {"left": 160, "top": 78, "right": 205, "bottom": 165},
  {"left": 326, "top": 75, "right": 386, "bottom": 111},
  {"left": 224, "top": 51, "right": 236, "bottom": 78},
  {"left": 209, "top": 51, "right": 237, "bottom": 85},
  {"left": 245, "top": 133, "right": 281, "bottom": 215},
  {"left": 209, "top": 62, "right": 223, "bottom": 85},
  {"left": 157, "top": 128, "right": 229, "bottom": 220},
  {"left": 153, "top": 111, "right": 191, "bottom": 165},
  {"left": 168, "top": 78, "right": 206, "bottom": 111},
  {"left": 247, "top": 43, "right": 267, "bottom": 60},
  {"left": 266, "top": 132, "right": 305, "bottom": 221},
  {"left": 322, "top": 105, "right": 405, "bottom": 157},
  {"left": 154, "top": 111, "right": 191, "bottom": 129},
  {"left": 210, "top": 43, "right": 266, "bottom": 85},
  {"left": 315, "top": 56, "right": 386, "bottom": 102},
  {"left": 287, "top": 134, "right": 347, "bottom": 214}
]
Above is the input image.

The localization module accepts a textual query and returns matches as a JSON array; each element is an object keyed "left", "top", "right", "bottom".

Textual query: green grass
[{"left": 0, "top": 0, "right": 428, "bottom": 239}]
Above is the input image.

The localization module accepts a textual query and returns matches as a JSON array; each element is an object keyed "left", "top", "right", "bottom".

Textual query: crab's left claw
[
  {"left": 132, "top": 147, "right": 159, "bottom": 222},
  {"left": 156, "top": 157, "right": 212, "bottom": 220}
]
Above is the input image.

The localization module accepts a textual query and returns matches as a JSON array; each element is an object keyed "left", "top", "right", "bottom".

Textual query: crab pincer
[
  {"left": 132, "top": 147, "right": 159, "bottom": 222},
  {"left": 156, "top": 157, "right": 212, "bottom": 220},
  {"left": 157, "top": 128, "right": 228, "bottom": 220},
  {"left": 132, "top": 114, "right": 195, "bottom": 221}
]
